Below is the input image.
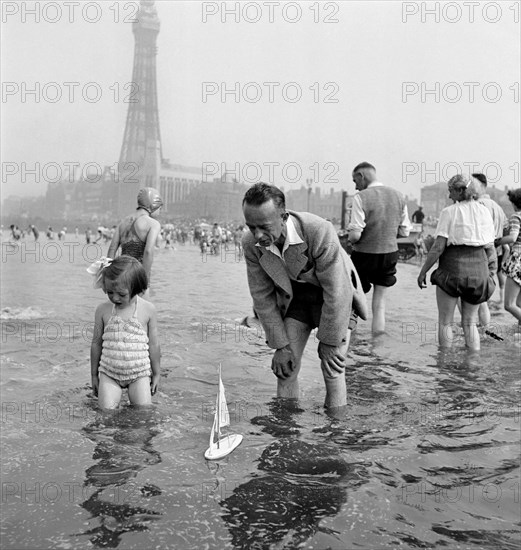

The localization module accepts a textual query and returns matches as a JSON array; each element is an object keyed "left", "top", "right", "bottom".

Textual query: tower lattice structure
[{"left": 117, "top": 0, "right": 162, "bottom": 216}]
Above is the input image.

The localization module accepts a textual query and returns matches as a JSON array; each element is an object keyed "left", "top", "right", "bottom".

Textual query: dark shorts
[
  {"left": 430, "top": 245, "right": 495, "bottom": 305},
  {"left": 351, "top": 251, "right": 399, "bottom": 293},
  {"left": 285, "top": 281, "right": 358, "bottom": 331},
  {"left": 285, "top": 281, "right": 323, "bottom": 329},
  {"left": 497, "top": 253, "right": 503, "bottom": 273}
]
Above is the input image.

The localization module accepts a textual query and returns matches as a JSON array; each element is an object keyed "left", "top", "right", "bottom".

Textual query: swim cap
[{"left": 137, "top": 187, "right": 163, "bottom": 214}]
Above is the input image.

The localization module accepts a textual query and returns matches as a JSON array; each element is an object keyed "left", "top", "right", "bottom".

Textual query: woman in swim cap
[{"left": 107, "top": 187, "right": 163, "bottom": 283}]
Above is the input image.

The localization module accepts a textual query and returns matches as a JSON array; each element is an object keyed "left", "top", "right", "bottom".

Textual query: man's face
[
  {"left": 352, "top": 171, "right": 366, "bottom": 191},
  {"left": 243, "top": 199, "right": 287, "bottom": 247}
]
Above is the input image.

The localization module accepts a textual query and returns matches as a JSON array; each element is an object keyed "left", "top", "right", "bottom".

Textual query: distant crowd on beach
[{"left": 3, "top": 220, "right": 246, "bottom": 251}]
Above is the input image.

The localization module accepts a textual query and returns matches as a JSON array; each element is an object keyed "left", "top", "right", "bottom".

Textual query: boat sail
[{"left": 204, "top": 364, "right": 243, "bottom": 460}]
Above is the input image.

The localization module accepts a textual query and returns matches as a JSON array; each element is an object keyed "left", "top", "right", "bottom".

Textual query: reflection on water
[
  {"left": 76, "top": 407, "right": 163, "bottom": 548},
  {"left": 222, "top": 400, "right": 368, "bottom": 549},
  {"left": 341, "top": 341, "right": 521, "bottom": 550}
]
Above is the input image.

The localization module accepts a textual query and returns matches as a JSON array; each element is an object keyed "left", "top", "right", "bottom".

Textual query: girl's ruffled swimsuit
[{"left": 98, "top": 299, "right": 151, "bottom": 387}]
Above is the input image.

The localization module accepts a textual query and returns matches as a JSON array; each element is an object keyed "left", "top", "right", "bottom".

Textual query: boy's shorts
[{"left": 351, "top": 251, "right": 399, "bottom": 293}]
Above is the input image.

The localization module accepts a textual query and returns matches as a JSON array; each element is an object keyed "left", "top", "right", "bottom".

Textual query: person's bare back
[{"left": 107, "top": 187, "right": 164, "bottom": 281}]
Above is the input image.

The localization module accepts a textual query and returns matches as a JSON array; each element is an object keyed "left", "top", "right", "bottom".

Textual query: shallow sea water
[{"left": 1, "top": 235, "right": 520, "bottom": 549}]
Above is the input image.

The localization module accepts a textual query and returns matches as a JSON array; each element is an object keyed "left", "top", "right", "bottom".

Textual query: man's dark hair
[
  {"left": 353, "top": 162, "right": 376, "bottom": 173},
  {"left": 472, "top": 173, "right": 487, "bottom": 186},
  {"left": 507, "top": 188, "right": 521, "bottom": 209},
  {"left": 242, "top": 182, "right": 286, "bottom": 210}
]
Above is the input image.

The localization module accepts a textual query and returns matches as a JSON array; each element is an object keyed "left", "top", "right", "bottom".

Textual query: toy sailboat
[{"left": 204, "top": 364, "right": 243, "bottom": 460}]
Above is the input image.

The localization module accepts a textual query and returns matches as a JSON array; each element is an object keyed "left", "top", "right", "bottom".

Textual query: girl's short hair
[
  {"left": 447, "top": 174, "right": 479, "bottom": 201},
  {"left": 100, "top": 256, "right": 148, "bottom": 297},
  {"left": 507, "top": 188, "right": 521, "bottom": 209}
]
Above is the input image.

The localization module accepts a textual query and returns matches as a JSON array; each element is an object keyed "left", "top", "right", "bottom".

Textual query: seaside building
[{"left": 285, "top": 187, "right": 347, "bottom": 223}]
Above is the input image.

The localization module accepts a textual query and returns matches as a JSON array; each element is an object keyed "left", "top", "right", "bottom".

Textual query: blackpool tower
[{"left": 117, "top": 0, "right": 162, "bottom": 216}]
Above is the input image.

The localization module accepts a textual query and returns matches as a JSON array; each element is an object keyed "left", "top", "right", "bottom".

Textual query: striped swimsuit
[{"left": 98, "top": 298, "right": 151, "bottom": 387}]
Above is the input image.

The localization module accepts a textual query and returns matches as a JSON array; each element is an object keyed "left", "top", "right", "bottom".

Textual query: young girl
[
  {"left": 496, "top": 189, "right": 521, "bottom": 325},
  {"left": 90, "top": 255, "right": 161, "bottom": 409}
]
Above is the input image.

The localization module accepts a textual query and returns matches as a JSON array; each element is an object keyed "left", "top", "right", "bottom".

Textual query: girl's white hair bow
[{"left": 86, "top": 256, "right": 113, "bottom": 288}]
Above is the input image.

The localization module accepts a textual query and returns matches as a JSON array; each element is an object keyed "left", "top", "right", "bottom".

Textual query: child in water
[
  {"left": 414, "top": 231, "right": 427, "bottom": 264},
  {"left": 90, "top": 255, "right": 160, "bottom": 409}
]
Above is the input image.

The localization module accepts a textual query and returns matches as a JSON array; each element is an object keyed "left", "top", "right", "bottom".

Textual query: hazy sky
[{"left": 1, "top": 0, "right": 520, "bottom": 201}]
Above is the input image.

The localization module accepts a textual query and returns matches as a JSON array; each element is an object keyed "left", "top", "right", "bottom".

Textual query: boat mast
[{"left": 216, "top": 363, "right": 221, "bottom": 448}]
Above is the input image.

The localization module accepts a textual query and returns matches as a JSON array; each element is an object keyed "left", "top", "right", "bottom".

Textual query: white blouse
[{"left": 435, "top": 200, "right": 495, "bottom": 246}]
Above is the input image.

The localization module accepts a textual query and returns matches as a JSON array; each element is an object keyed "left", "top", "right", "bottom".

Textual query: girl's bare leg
[
  {"left": 98, "top": 373, "right": 123, "bottom": 409},
  {"left": 128, "top": 377, "right": 152, "bottom": 406}
]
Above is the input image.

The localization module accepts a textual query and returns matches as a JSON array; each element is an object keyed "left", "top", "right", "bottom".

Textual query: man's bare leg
[
  {"left": 371, "top": 285, "right": 389, "bottom": 334},
  {"left": 321, "top": 329, "right": 350, "bottom": 410},
  {"left": 276, "top": 318, "right": 311, "bottom": 399}
]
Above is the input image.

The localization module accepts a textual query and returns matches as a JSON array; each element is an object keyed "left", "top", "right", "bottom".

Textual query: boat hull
[{"left": 204, "top": 434, "right": 243, "bottom": 460}]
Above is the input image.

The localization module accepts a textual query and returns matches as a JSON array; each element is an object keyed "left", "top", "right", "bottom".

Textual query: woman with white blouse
[{"left": 417, "top": 174, "right": 497, "bottom": 351}]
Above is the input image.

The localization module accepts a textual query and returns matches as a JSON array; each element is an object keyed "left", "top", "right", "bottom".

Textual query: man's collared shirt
[{"left": 255, "top": 215, "right": 303, "bottom": 263}]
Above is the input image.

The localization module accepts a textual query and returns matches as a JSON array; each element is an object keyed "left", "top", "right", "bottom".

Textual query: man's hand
[
  {"left": 271, "top": 345, "right": 295, "bottom": 379},
  {"left": 347, "top": 229, "right": 361, "bottom": 245},
  {"left": 317, "top": 342, "right": 346, "bottom": 377}
]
